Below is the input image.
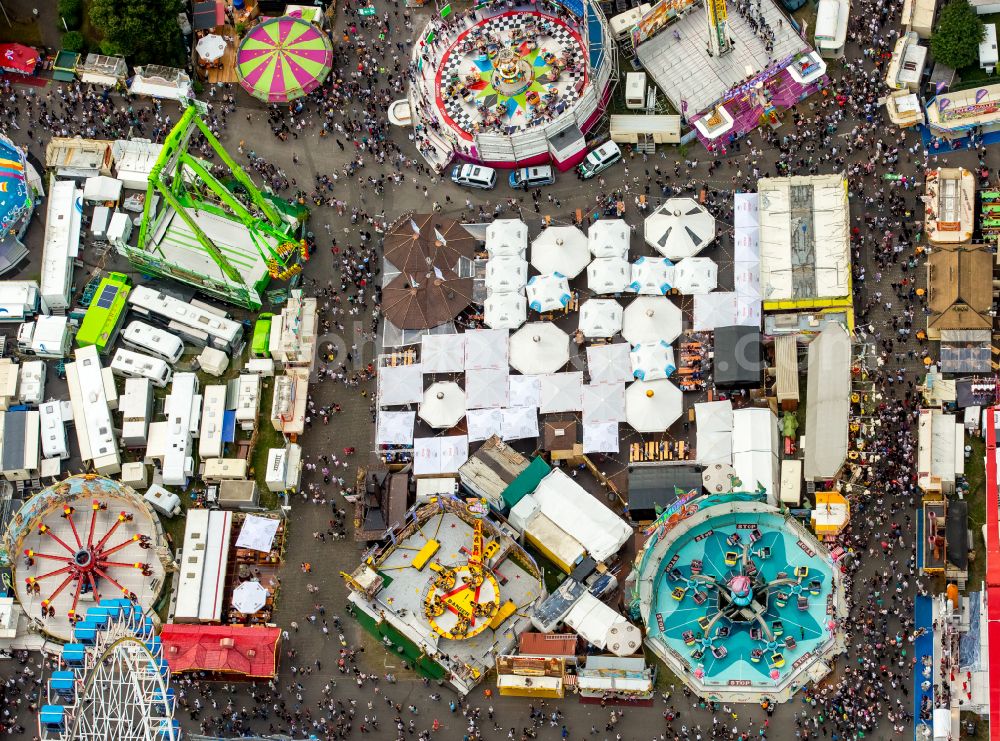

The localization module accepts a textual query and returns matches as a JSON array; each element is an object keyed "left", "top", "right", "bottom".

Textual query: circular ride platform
[
  {"left": 434, "top": 11, "right": 589, "bottom": 143},
  {"left": 634, "top": 497, "right": 847, "bottom": 704},
  {"left": 6, "top": 475, "right": 169, "bottom": 642}
]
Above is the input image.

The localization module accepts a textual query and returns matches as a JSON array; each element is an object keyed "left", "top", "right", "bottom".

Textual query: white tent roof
[
  {"left": 758, "top": 174, "right": 850, "bottom": 301},
  {"left": 465, "top": 329, "right": 509, "bottom": 370},
  {"left": 588, "top": 256, "right": 632, "bottom": 294},
  {"left": 509, "top": 322, "right": 570, "bottom": 375},
  {"left": 466, "top": 368, "right": 510, "bottom": 409},
  {"left": 531, "top": 226, "right": 590, "bottom": 278},
  {"left": 583, "top": 421, "right": 620, "bottom": 453},
  {"left": 531, "top": 468, "right": 631, "bottom": 562},
  {"left": 630, "top": 341, "right": 677, "bottom": 381},
  {"left": 485, "top": 256, "right": 529, "bottom": 294},
  {"left": 582, "top": 383, "right": 626, "bottom": 423},
  {"left": 378, "top": 364, "right": 424, "bottom": 406},
  {"left": 421, "top": 333, "right": 466, "bottom": 374},
  {"left": 625, "top": 379, "right": 682, "bottom": 432},
  {"left": 484, "top": 292, "right": 526, "bottom": 330},
  {"left": 587, "top": 343, "right": 633, "bottom": 385},
  {"left": 589, "top": 219, "right": 631, "bottom": 258},
  {"left": 502, "top": 406, "right": 539, "bottom": 440},
  {"left": 419, "top": 381, "right": 466, "bottom": 428},
  {"left": 628, "top": 256, "right": 674, "bottom": 295},
  {"left": 413, "top": 435, "right": 469, "bottom": 475},
  {"left": 695, "top": 399, "right": 734, "bottom": 465},
  {"left": 673, "top": 256, "right": 718, "bottom": 295},
  {"left": 735, "top": 192, "right": 760, "bottom": 228},
  {"left": 579, "top": 299, "right": 623, "bottom": 338},
  {"left": 644, "top": 197, "right": 715, "bottom": 259},
  {"left": 376, "top": 411, "right": 416, "bottom": 445},
  {"left": 83, "top": 175, "right": 123, "bottom": 202},
  {"left": 733, "top": 449, "right": 778, "bottom": 500},
  {"left": 526, "top": 274, "right": 572, "bottom": 313},
  {"left": 732, "top": 407, "right": 779, "bottom": 501},
  {"left": 565, "top": 591, "right": 635, "bottom": 648},
  {"left": 539, "top": 372, "right": 584, "bottom": 413},
  {"left": 692, "top": 292, "right": 738, "bottom": 332},
  {"left": 605, "top": 621, "right": 643, "bottom": 657},
  {"left": 622, "top": 296, "right": 682, "bottom": 345},
  {"left": 733, "top": 192, "right": 763, "bottom": 327},
  {"left": 509, "top": 374, "right": 542, "bottom": 407},
  {"left": 486, "top": 218, "right": 528, "bottom": 256},
  {"left": 466, "top": 408, "right": 503, "bottom": 441},
  {"left": 804, "top": 322, "right": 851, "bottom": 481}
]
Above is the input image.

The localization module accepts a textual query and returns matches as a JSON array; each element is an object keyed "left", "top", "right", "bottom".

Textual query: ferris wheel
[{"left": 39, "top": 598, "right": 181, "bottom": 741}]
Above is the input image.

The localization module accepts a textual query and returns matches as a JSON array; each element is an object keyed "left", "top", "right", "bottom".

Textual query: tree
[
  {"left": 89, "top": 0, "right": 184, "bottom": 66},
  {"left": 61, "top": 31, "right": 85, "bottom": 53},
  {"left": 930, "top": 0, "right": 985, "bottom": 70}
]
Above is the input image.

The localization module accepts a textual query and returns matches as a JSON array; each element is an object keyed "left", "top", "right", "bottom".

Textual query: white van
[
  {"left": 451, "top": 164, "right": 497, "bottom": 189},
  {"left": 509, "top": 165, "right": 556, "bottom": 189},
  {"left": 577, "top": 142, "right": 622, "bottom": 179}
]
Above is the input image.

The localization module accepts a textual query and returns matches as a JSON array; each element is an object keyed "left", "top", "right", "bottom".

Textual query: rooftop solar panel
[{"left": 96, "top": 285, "right": 119, "bottom": 309}]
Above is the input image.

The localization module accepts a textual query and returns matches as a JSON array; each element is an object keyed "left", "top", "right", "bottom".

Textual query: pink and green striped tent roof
[{"left": 236, "top": 17, "right": 332, "bottom": 103}]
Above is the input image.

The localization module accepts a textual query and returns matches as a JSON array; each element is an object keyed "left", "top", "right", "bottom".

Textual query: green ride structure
[{"left": 125, "top": 106, "right": 309, "bottom": 310}]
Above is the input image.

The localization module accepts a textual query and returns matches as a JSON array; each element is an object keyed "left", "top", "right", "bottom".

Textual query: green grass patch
[
  {"left": 961, "top": 711, "right": 987, "bottom": 741},
  {"left": 965, "top": 436, "right": 987, "bottom": 590},
  {"left": 249, "top": 383, "right": 283, "bottom": 511},
  {"left": 645, "top": 649, "right": 683, "bottom": 691}
]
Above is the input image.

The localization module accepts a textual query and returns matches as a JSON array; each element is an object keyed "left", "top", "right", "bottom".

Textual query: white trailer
[
  {"left": 17, "top": 315, "right": 72, "bottom": 358},
  {"left": 0, "top": 281, "right": 41, "bottom": 322},
  {"left": 119, "top": 378, "right": 153, "bottom": 449},
  {"left": 162, "top": 373, "right": 200, "bottom": 487},
  {"left": 39, "top": 181, "right": 82, "bottom": 312},
  {"left": 128, "top": 285, "right": 242, "bottom": 352},
  {"left": 66, "top": 345, "right": 120, "bottom": 474},
  {"left": 17, "top": 361, "right": 45, "bottom": 405},
  {"left": 121, "top": 320, "right": 185, "bottom": 364},
  {"left": 38, "top": 400, "right": 69, "bottom": 460},
  {"left": 198, "top": 385, "right": 227, "bottom": 460},
  {"left": 110, "top": 348, "right": 172, "bottom": 388}
]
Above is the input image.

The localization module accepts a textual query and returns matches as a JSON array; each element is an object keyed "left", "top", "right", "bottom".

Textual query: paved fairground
[{"left": 0, "top": 0, "right": 997, "bottom": 736}]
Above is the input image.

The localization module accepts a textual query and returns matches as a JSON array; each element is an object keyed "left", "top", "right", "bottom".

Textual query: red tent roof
[
  {"left": 161, "top": 624, "right": 281, "bottom": 678},
  {"left": 0, "top": 44, "right": 39, "bottom": 75}
]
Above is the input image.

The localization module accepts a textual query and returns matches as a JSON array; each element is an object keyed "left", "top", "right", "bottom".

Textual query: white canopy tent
[
  {"left": 486, "top": 218, "right": 528, "bottom": 256},
  {"left": 733, "top": 192, "right": 762, "bottom": 327},
  {"left": 693, "top": 292, "right": 738, "bottom": 331},
  {"left": 509, "top": 375, "right": 542, "bottom": 407},
  {"left": 376, "top": 411, "right": 416, "bottom": 445},
  {"left": 231, "top": 581, "right": 269, "bottom": 614},
  {"left": 628, "top": 256, "right": 674, "bottom": 295},
  {"left": 630, "top": 341, "right": 677, "bottom": 381},
  {"left": 484, "top": 292, "right": 526, "bottom": 329},
  {"left": 589, "top": 219, "right": 631, "bottom": 258},
  {"left": 578, "top": 299, "right": 623, "bottom": 338},
  {"left": 421, "top": 333, "right": 466, "bottom": 373},
  {"left": 539, "top": 372, "right": 584, "bottom": 413},
  {"left": 502, "top": 406, "right": 539, "bottom": 440},
  {"left": 622, "top": 297, "right": 682, "bottom": 345},
  {"left": 466, "top": 408, "right": 503, "bottom": 441},
  {"left": 531, "top": 226, "right": 590, "bottom": 278},
  {"left": 644, "top": 197, "right": 716, "bottom": 259},
  {"left": 673, "top": 256, "right": 718, "bottom": 294},
  {"left": 588, "top": 256, "right": 632, "bottom": 294},
  {"left": 804, "top": 322, "right": 851, "bottom": 482},
  {"left": 582, "top": 383, "right": 626, "bottom": 423},
  {"left": 625, "top": 379, "right": 682, "bottom": 432},
  {"left": 695, "top": 399, "right": 734, "bottom": 465},
  {"left": 587, "top": 344, "right": 633, "bottom": 385},
  {"left": 465, "top": 329, "right": 509, "bottom": 370},
  {"left": 413, "top": 435, "right": 469, "bottom": 475},
  {"left": 583, "top": 421, "right": 620, "bottom": 453},
  {"left": 509, "top": 322, "right": 570, "bottom": 375},
  {"left": 526, "top": 273, "right": 572, "bottom": 312},
  {"left": 732, "top": 408, "right": 779, "bottom": 502},
  {"left": 235, "top": 515, "right": 280, "bottom": 553},
  {"left": 418, "top": 381, "right": 466, "bottom": 429},
  {"left": 466, "top": 368, "right": 510, "bottom": 409},
  {"left": 378, "top": 364, "right": 424, "bottom": 406},
  {"left": 485, "top": 256, "right": 529, "bottom": 293}
]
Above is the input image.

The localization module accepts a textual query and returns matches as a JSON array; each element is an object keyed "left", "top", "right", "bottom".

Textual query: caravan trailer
[
  {"left": 625, "top": 73, "right": 647, "bottom": 109},
  {"left": 110, "top": 348, "right": 173, "bottom": 388},
  {"left": 127, "top": 285, "right": 242, "bottom": 352},
  {"left": 121, "top": 321, "right": 185, "bottom": 364}
]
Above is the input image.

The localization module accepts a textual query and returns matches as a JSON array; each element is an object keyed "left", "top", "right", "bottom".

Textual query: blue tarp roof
[{"left": 222, "top": 410, "right": 237, "bottom": 443}]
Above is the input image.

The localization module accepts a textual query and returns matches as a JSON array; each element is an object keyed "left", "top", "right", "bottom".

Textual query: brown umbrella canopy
[
  {"left": 382, "top": 269, "right": 474, "bottom": 329},
  {"left": 383, "top": 214, "right": 476, "bottom": 273}
]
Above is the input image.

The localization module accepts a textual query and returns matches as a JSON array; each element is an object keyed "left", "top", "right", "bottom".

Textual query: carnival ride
[
  {"left": 39, "top": 599, "right": 180, "bottom": 741},
  {"left": 422, "top": 518, "right": 502, "bottom": 641},
  {"left": 128, "top": 106, "right": 307, "bottom": 310},
  {"left": 632, "top": 493, "right": 847, "bottom": 702},
  {"left": 5, "top": 475, "right": 169, "bottom": 643}
]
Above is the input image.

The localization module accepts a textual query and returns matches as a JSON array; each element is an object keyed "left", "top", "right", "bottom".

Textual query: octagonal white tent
[
  {"left": 531, "top": 225, "right": 590, "bottom": 279},
  {"left": 484, "top": 292, "right": 526, "bottom": 329},
  {"left": 587, "top": 343, "right": 633, "bottom": 385},
  {"left": 419, "top": 381, "right": 466, "bottom": 429},
  {"left": 622, "top": 296, "right": 682, "bottom": 345},
  {"left": 625, "top": 379, "right": 682, "bottom": 432},
  {"left": 485, "top": 256, "right": 529, "bottom": 294},
  {"left": 644, "top": 197, "right": 716, "bottom": 259},
  {"left": 628, "top": 256, "right": 674, "bottom": 295},
  {"left": 589, "top": 219, "right": 631, "bottom": 258},
  {"left": 588, "top": 256, "right": 632, "bottom": 294},
  {"left": 578, "top": 299, "right": 623, "bottom": 338},
  {"left": 486, "top": 218, "right": 528, "bottom": 256},
  {"left": 673, "top": 256, "right": 719, "bottom": 295},
  {"left": 630, "top": 341, "right": 677, "bottom": 381},
  {"left": 526, "top": 273, "right": 572, "bottom": 312},
  {"left": 509, "top": 322, "right": 571, "bottom": 375}
]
